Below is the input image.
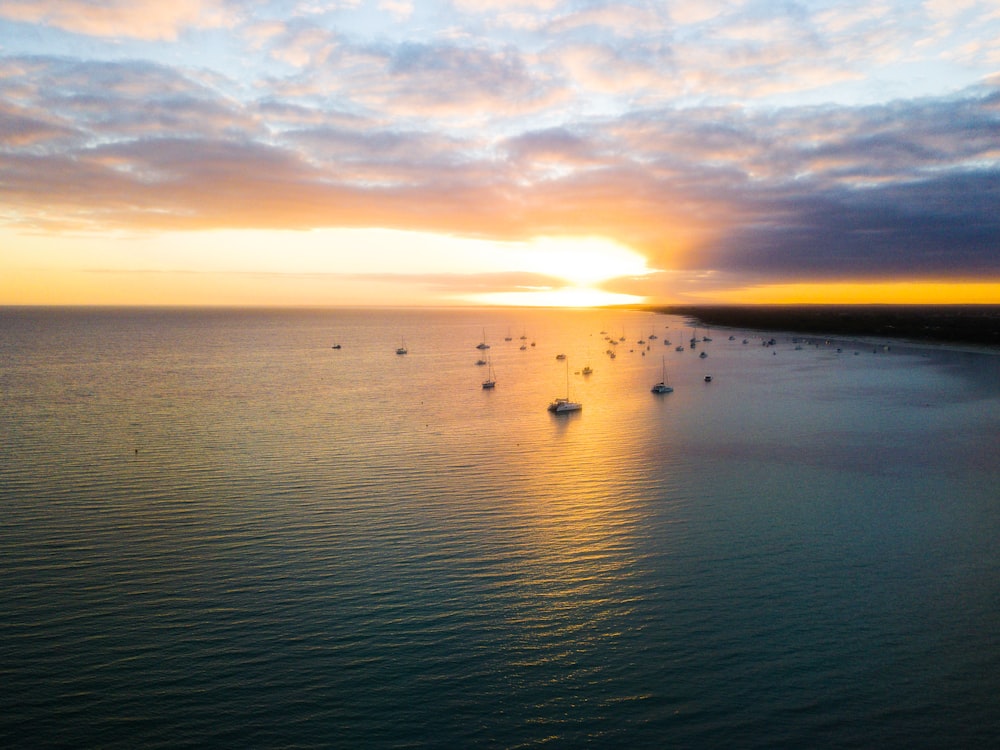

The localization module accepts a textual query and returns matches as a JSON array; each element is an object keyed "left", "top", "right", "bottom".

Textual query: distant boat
[
  {"left": 482, "top": 357, "right": 496, "bottom": 389},
  {"left": 582, "top": 365, "right": 593, "bottom": 375},
  {"left": 396, "top": 339, "right": 408, "bottom": 355},
  {"left": 700, "top": 351, "right": 707, "bottom": 359},
  {"left": 675, "top": 345, "right": 684, "bottom": 352},
  {"left": 476, "top": 329, "right": 490, "bottom": 350},
  {"left": 651, "top": 357, "right": 673, "bottom": 394},
  {"left": 555, "top": 353, "right": 566, "bottom": 360},
  {"left": 504, "top": 328, "right": 512, "bottom": 342},
  {"left": 331, "top": 344, "right": 342, "bottom": 349},
  {"left": 548, "top": 359, "right": 582, "bottom": 413},
  {"left": 704, "top": 375, "right": 712, "bottom": 382}
]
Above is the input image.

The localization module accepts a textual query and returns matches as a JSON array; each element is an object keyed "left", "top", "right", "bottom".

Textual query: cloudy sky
[{"left": 2, "top": 0, "right": 999, "bottom": 306}]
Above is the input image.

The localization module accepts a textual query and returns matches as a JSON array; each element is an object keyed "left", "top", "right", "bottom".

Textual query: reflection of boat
[
  {"left": 482, "top": 358, "right": 496, "bottom": 388},
  {"left": 396, "top": 339, "right": 408, "bottom": 355},
  {"left": 652, "top": 357, "right": 673, "bottom": 394},
  {"left": 548, "top": 359, "right": 582, "bottom": 413}
]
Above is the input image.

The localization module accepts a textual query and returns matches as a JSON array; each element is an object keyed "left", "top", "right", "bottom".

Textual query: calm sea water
[{"left": 2, "top": 306, "right": 998, "bottom": 749}]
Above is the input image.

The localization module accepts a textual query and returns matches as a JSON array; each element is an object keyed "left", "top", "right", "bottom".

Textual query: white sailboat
[
  {"left": 651, "top": 356, "right": 673, "bottom": 393},
  {"left": 548, "top": 358, "right": 582, "bottom": 413}
]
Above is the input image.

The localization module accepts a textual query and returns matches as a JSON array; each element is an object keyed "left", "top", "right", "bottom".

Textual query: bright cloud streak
[{"left": 1, "top": 1, "right": 999, "bottom": 306}]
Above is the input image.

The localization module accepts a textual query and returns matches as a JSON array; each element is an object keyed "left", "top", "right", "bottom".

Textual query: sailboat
[
  {"left": 651, "top": 356, "right": 673, "bottom": 393},
  {"left": 396, "top": 338, "right": 408, "bottom": 355},
  {"left": 482, "top": 357, "right": 496, "bottom": 389},
  {"left": 476, "top": 328, "right": 490, "bottom": 350},
  {"left": 548, "top": 358, "right": 582, "bottom": 413}
]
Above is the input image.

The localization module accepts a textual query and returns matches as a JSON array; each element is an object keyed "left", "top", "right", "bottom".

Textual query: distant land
[{"left": 636, "top": 305, "right": 1000, "bottom": 348}]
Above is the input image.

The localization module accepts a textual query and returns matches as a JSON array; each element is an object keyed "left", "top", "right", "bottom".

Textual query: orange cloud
[{"left": 0, "top": 0, "right": 235, "bottom": 41}]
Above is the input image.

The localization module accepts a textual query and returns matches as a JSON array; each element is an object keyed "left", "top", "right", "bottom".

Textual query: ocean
[{"left": 1, "top": 306, "right": 998, "bottom": 749}]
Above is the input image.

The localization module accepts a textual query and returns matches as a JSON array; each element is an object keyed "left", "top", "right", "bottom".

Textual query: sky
[{"left": 1, "top": 0, "right": 999, "bottom": 307}]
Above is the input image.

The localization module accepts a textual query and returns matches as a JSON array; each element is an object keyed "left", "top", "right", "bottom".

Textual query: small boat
[
  {"left": 475, "top": 358, "right": 487, "bottom": 366},
  {"left": 504, "top": 328, "right": 512, "bottom": 342},
  {"left": 482, "top": 358, "right": 496, "bottom": 389},
  {"left": 651, "top": 357, "right": 673, "bottom": 394},
  {"left": 699, "top": 351, "right": 707, "bottom": 359},
  {"left": 396, "top": 339, "right": 408, "bottom": 355},
  {"left": 704, "top": 375, "right": 712, "bottom": 382},
  {"left": 548, "top": 398, "right": 582, "bottom": 413},
  {"left": 476, "top": 329, "right": 490, "bottom": 350},
  {"left": 675, "top": 345, "right": 684, "bottom": 352},
  {"left": 331, "top": 344, "right": 341, "bottom": 349},
  {"left": 582, "top": 365, "right": 593, "bottom": 375},
  {"left": 548, "top": 359, "right": 582, "bottom": 413},
  {"left": 555, "top": 353, "right": 566, "bottom": 360}
]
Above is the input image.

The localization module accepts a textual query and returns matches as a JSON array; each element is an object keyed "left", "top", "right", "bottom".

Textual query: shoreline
[{"left": 636, "top": 304, "right": 1000, "bottom": 350}]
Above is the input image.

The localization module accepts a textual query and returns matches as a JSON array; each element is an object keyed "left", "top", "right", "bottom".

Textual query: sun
[
  {"left": 457, "top": 236, "right": 653, "bottom": 307},
  {"left": 516, "top": 236, "right": 652, "bottom": 287},
  {"left": 467, "top": 286, "right": 644, "bottom": 307}
]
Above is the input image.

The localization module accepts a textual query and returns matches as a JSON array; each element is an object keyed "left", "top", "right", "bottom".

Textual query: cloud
[
  {"left": 1, "top": 45, "right": 998, "bottom": 289},
  {"left": 0, "top": 0, "right": 235, "bottom": 40},
  {"left": 379, "top": 0, "right": 414, "bottom": 22}
]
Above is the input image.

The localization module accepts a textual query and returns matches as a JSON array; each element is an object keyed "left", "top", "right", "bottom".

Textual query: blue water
[{"left": 2, "top": 307, "right": 998, "bottom": 748}]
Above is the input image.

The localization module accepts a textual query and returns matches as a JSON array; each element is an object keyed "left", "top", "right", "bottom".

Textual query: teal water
[{"left": 1, "top": 307, "right": 998, "bottom": 748}]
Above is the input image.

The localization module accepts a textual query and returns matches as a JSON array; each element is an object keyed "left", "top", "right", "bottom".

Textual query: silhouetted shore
[{"left": 637, "top": 305, "right": 1000, "bottom": 348}]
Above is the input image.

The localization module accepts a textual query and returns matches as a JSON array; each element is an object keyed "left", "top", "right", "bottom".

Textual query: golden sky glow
[
  {"left": 691, "top": 282, "right": 1000, "bottom": 306},
  {"left": 1, "top": 2, "right": 999, "bottom": 306}
]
